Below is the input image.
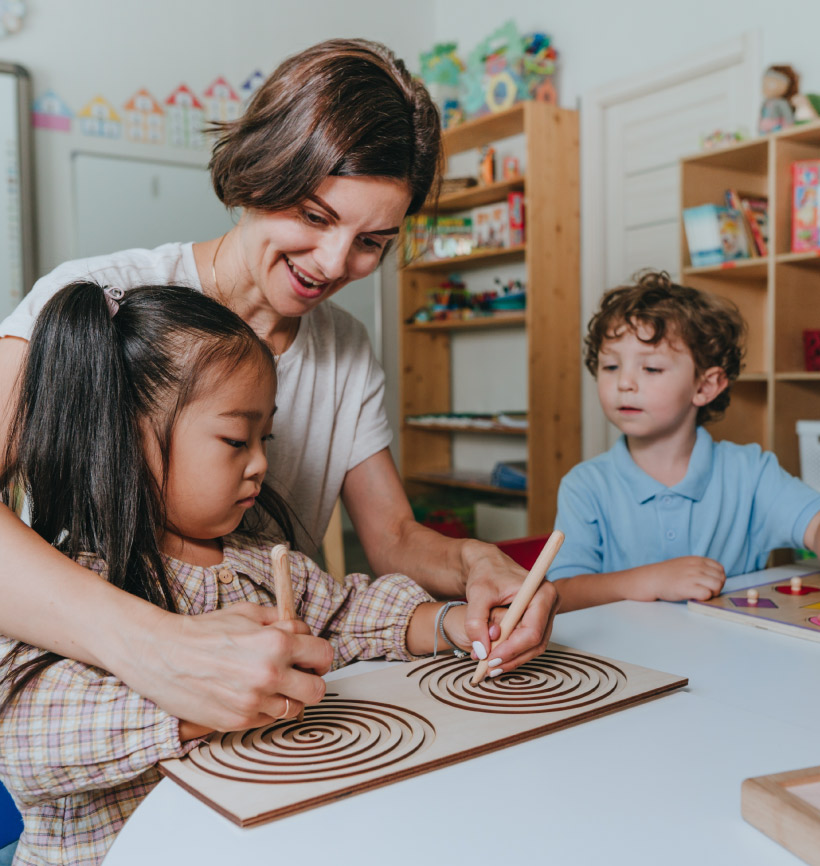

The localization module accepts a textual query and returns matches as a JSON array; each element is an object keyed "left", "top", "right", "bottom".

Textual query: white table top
[{"left": 105, "top": 564, "right": 820, "bottom": 866}]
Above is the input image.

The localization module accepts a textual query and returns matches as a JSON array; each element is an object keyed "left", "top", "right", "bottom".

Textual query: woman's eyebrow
[
  {"left": 306, "top": 194, "right": 340, "bottom": 220},
  {"left": 306, "top": 194, "right": 400, "bottom": 234}
]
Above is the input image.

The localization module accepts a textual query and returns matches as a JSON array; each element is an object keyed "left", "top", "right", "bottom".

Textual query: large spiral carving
[
  {"left": 408, "top": 650, "right": 627, "bottom": 714},
  {"left": 185, "top": 695, "right": 435, "bottom": 784}
]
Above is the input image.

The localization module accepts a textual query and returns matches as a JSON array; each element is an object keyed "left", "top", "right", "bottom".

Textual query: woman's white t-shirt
[{"left": 0, "top": 243, "right": 392, "bottom": 554}]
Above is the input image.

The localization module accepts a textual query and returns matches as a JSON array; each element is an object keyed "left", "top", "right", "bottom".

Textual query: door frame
[{"left": 579, "top": 31, "right": 762, "bottom": 459}]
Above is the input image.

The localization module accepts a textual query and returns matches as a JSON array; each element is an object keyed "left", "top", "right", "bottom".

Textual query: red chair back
[{"left": 496, "top": 535, "right": 549, "bottom": 571}]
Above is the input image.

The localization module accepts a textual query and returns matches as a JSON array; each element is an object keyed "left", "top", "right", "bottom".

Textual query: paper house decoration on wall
[
  {"left": 124, "top": 89, "right": 164, "bottom": 144},
  {"left": 165, "top": 84, "right": 205, "bottom": 148},
  {"left": 203, "top": 76, "right": 242, "bottom": 123},
  {"left": 77, "top": 96, "right": 121, "bottom": 139},
  {"left": 240, "top": 70, "right": 265, "bottom": 104},
  {"left": 32, "top": 90, "right": 72, "bottom": 132}
]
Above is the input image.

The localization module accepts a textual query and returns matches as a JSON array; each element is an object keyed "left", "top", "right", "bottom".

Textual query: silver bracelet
[{"left": 433, "top": 601, "right": 468, "bottom": 658}]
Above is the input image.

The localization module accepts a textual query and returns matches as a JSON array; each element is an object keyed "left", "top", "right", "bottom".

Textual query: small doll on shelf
[{"left": 758, "top": 64, "right": 799, "bottom": 135}]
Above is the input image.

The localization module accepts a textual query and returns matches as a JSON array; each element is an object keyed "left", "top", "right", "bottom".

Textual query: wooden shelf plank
[
  {"left": 426, "top": 177, "right": 525, "bottom": 214},
  {"left": 406, "top": 471, "right": 528, "bottom": 498},
  {"left": 441, "top": 104, "right": 525, "bottom": 156},
  {"left": 680, "top": 136, "right": 769, "bottom": 173},
  {"left": 775, "top": 372, "right": 820, "bottom": 382},
  {"left": 405, "top": 421, "right": 527, "bottom": 436},
  {"left": 405, "top": 312, "right": 525, "bottom": 332},
  {"left": 683, "top": 258, "right": 769, "bottom": 279},
  {"left": 403, "top": 244, "right": 526, "bottom": 272},
  {"left": 776, "top": 251, "right": 820, "bottom": 266}
]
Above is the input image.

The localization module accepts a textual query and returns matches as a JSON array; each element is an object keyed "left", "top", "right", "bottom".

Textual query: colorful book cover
[
  {"left": 741, "top": 198, "right": 768, "bottom": 255},
  {"left": 793, "top": 160, "right": 820, "bottom": 252},
  {"left": 682, "top": 205, "right": 724, "bottom": 266},
  {"left": 725, "top": 189, "right": 759, "bottom": 256},
  {"left": 718, "top": 208, "right": 749, "bottom": 260}
]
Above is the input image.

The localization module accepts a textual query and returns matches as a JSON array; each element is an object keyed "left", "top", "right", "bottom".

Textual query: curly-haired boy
[{"left": 549, "top": 270, "right": 820, "bottom": 610}]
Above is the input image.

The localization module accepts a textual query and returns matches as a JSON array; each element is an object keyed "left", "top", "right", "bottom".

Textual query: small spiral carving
[
  {"left": 408, "top": 650, "right": 627, "bottom": 714},
  {"left": 185, "top": 695, "right": 435, "bottom": 784}
]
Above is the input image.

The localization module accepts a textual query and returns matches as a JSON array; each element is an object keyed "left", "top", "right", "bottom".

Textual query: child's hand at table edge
[{"left": 628, "top": 556, "right": 726, "bottom": 602}]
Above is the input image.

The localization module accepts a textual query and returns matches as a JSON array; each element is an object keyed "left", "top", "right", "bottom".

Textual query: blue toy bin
[{"left": 0, "top": 780, "right": 22, "bottom": 849}]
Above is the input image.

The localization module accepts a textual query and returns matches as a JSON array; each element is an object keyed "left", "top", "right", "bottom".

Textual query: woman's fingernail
[
  {"left": 472, "top": 641, "right": 487, "bottom": 660},
  {"left": 489, "top": 667, "right": 504, "bottom": 677},
  {"left": 488, "top": 657, "right": 502, "bottom": 668}
]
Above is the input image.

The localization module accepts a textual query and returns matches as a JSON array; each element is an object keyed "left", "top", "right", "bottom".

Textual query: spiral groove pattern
[
  {"left": 186, "top": 695, "right": 435, "bottom": 783},
  {"left": 408, "top": 650, "right": 627, "bottom": 714}
]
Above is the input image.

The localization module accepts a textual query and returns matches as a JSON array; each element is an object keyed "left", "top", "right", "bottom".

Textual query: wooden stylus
[
  {"left": 470, "top": 530, "right": 565, "bottom": 685},
  {"left": 271, "top": 544, "right": 304, "bottom": 721}
]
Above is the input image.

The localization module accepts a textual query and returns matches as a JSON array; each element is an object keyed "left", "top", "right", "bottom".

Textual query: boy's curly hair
[{"left": 584, "top": 270, "right": 746, "bottom": 425}]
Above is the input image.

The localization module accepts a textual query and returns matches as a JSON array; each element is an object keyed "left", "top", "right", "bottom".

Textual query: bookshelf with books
[
  {"left": 398, "top": 101, "right": 580, "bottom": 534},
  {"left": 680, "top": 118, "right": 820, "bottom": 480}
]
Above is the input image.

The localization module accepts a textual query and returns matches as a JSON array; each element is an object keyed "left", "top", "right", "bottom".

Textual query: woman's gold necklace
[{"left": 211, "top": 233, "right": 298, "bottom": 357}]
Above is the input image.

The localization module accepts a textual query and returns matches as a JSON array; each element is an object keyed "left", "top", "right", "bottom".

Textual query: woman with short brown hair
[{"left": 0, "top": 39, "right": 558, "bottom": 731}]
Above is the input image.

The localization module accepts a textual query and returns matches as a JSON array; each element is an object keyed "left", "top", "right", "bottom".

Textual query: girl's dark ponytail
[{"left": 2, "top": 282, "right": 170, "bottom": 607}]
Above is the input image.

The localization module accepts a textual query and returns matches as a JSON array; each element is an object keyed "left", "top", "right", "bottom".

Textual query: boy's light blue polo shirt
[{"left": 549, "top": 427, "right": 820, "bottom": 580}]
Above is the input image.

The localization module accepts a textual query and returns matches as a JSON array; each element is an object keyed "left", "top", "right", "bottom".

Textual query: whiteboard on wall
[
  {"left": 72, "top": 152, "right": 236, "bottom": 257},
  {"left": 0, "top": 63, "right": 36, "bottom": 320}
]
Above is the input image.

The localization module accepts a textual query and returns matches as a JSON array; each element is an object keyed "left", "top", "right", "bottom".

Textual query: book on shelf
[
  {"left": 792, "top": 160, "right": 820, "bottom": 252},
  {"left": 723, "top": 190, "right": 763, "bottom": 256},
  {"left": 725, "top": 189, "right": 769, "bottom": 256},
  {"left": 508, "top": 191, "right": 525, "bottom": 245},
  {"left": 490, "top": 460, "right": 528, "bottom": 491},
  {"left": 404, "top": 214, "right": 474, "bottom": 264},
  {"left": 682, "top": 204, "right": 749, "bottom": 267}
]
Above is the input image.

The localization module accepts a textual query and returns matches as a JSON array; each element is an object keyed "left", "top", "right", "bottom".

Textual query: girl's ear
[{"left": 693, "top": 366, "right": 729, "bottom": 407}]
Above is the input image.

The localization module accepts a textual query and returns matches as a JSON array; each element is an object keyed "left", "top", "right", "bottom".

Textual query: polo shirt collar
[{"left": 613, "top": 427, "right": 714, "bottom": 504}]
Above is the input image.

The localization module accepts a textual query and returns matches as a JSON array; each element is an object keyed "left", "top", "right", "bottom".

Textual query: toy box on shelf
[
  {"left": 471, "top": 192, "right": 525, "bottom": 250},
  {"left": 682, "top": 204, "right": 749, "bottom": 266},
  {"left": 792, "top": 159, "right": 820, "bottom": 251}
]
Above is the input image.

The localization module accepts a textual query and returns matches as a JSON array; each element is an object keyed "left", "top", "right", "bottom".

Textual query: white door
[{"left": 582, "top": 33, "right": 760, "bottom": 455}]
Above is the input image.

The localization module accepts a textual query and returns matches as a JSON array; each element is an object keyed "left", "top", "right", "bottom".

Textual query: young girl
[{"left": 0, "top": 282, "right": 473, "bottom": 866}]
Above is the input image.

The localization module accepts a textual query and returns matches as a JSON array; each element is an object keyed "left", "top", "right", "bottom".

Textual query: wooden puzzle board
[
  {"left": 688, "top": 574, "right": 820, "bottom": 643},
  {"left": 160, "top": 643, "right": 687, "bottom": 827},
  {"left": 742, "top": 765, "right": 820, "bottom": 866}
]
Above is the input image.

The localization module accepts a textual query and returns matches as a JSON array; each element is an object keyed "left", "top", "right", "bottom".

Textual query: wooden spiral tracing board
[{"left": 160, "top": 643, "right": 687, "bottom": 826}]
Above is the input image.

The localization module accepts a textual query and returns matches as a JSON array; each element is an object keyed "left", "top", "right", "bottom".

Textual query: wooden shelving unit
[
  {"left": 398, "top": 101, "right": 580, "bottom": 534},
  {"left": 680, "top": 118, "right": 820, "bottom": 478}
]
